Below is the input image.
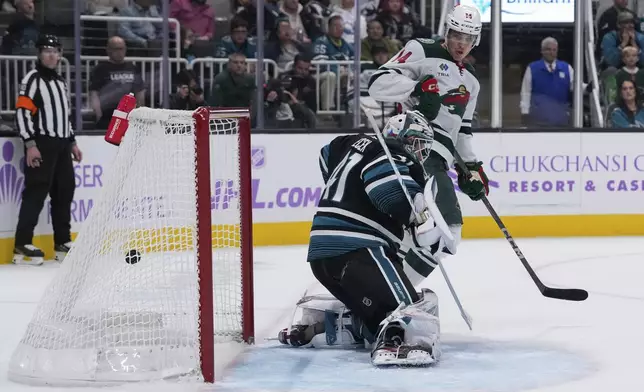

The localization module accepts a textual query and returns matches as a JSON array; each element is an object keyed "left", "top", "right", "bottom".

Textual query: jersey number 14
[
  {"left": 391, "top": 51, "right": 412, "bottom": 64},
  {"left": 322, "top": 152, "right": 363, "bottom": 202}
]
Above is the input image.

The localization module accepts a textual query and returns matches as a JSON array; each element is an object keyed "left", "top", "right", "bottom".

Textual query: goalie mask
[{"left": 383, "top": 111, "right": 434, "bottom": 164}]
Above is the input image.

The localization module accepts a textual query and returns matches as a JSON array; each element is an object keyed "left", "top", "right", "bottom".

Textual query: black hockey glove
[
  {"left": 455, "top": 161, "right": 489, "bottom": 201},
  {"left": 411, "top": 75, "right": 442, "bottom": 122}
]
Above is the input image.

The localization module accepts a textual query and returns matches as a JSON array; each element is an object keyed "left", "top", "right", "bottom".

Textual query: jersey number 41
[{"left": 321, "top": 152, "right": 363, "bottom": 203}]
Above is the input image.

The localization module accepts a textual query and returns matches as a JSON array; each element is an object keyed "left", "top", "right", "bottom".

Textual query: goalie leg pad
[
  {"left": 308, "top": 310, "right": 368, "bottom": 349},
  {"left": 278, "top": 296, "right": 370, "bottom": 349},
  {"left": 371, "top": 288, "right": 441, "bottom": 367}
]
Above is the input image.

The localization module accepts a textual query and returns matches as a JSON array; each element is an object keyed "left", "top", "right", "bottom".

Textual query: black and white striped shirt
[{"left": 15, "top": 64, "right": 75, "bottom": 143}]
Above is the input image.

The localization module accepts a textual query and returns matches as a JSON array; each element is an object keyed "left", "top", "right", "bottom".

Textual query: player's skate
[
  {"left": 54, "top": 242, "right": 72, "bottom": 262},
  {"left": 13, "top": 245, "right": 44, "bottom": 266},
  {"left": 371, "top": 288, "right": 441, "bottom": 367}
]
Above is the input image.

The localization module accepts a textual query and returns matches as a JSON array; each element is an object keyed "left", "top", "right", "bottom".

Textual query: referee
[{"left": 12, "top": 34, "right": 83, "bottom": 266}]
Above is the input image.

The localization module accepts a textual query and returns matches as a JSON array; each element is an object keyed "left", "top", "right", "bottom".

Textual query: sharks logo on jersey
[{"left": 442, "top": 85, "right": 470, "bottom": 117}]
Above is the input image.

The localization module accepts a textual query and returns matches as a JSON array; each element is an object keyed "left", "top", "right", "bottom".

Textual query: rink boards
[{"left": 0, "top": 131, "right": 643, "bottom": 263}]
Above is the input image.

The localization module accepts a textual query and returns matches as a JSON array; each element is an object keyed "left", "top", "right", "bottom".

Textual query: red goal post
[{"left": 194, "top": 107, "right": 255, "bottom": 383}]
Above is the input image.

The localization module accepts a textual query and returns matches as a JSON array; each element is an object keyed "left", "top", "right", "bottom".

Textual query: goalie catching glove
[
  {"left": 410, "top": 177, "right": 460, "bottom": 255},
  {"left": 455, "top": 161, "right": 489, "bottom": 201}
]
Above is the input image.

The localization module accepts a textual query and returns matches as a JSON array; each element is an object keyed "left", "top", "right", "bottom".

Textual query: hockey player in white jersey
[
  {"left": 278, "top": 111, "right": 452, "bottom": 367},
  {"left": 369, "top": 4, "right": 491, "bottom": 260}
]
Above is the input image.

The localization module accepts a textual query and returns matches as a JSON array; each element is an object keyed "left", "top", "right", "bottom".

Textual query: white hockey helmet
[
  {"left": 445, "top": 4, "right": 482, "bottom": 46},
  {"left": 383, "top": 111, "right": 434, "bottom": 163}
]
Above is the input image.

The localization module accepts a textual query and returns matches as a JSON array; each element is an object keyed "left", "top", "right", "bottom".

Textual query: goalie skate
[
  {"left": 371, "top": 341, "right": 435, "bottom": 367},
  {"left": 278, "top": 323, "right": 324, "bottom": 347},
  {"left": 371, "top": 289, "right": 440, "bottom": 367}
]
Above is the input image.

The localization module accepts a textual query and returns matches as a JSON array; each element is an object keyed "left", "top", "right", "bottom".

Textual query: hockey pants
[
  {"left": 423, "top": 154, "right": 463, "bottom": 225},
  {"left": 310, "top": 247, "right": 420, "bottom": 339}
]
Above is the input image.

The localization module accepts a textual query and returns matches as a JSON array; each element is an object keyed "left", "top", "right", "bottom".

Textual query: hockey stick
[
  {"left": 453, "top": 152, "right": 588, "bottom": 302},
  {"left": 360, "top": 103, "right": 473, "bottom": 330}
]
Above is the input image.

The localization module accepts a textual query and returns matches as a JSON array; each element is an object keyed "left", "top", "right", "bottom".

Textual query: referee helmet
[{"left": 36, "top": 34, "right": 62, "bottom": 51}]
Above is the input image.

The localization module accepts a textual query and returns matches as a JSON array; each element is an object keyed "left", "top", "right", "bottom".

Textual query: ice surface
[{"left": 1, "top": 238, "right": 643, "bottom": 392}]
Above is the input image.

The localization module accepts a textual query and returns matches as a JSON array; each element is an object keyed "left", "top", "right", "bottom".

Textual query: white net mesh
[{"left": 8, "top": 107, "right": 247, "bottom": 385}]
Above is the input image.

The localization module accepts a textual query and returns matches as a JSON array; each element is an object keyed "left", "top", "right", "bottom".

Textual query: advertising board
[{"left": 0, "top": 131, "right": 643, "bottom": 263}]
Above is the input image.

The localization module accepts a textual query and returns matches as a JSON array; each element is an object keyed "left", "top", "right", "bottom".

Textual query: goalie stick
[
  {"left": 453, "top": 152, "right": 589, "bottom": 302},
  {"left": 360, "top": 103, "right": 473, "bottom": 330}
]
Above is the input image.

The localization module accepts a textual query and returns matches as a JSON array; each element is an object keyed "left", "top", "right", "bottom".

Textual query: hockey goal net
[{"left": 8, "top": 107, "right": 254, "bottom": 385}]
